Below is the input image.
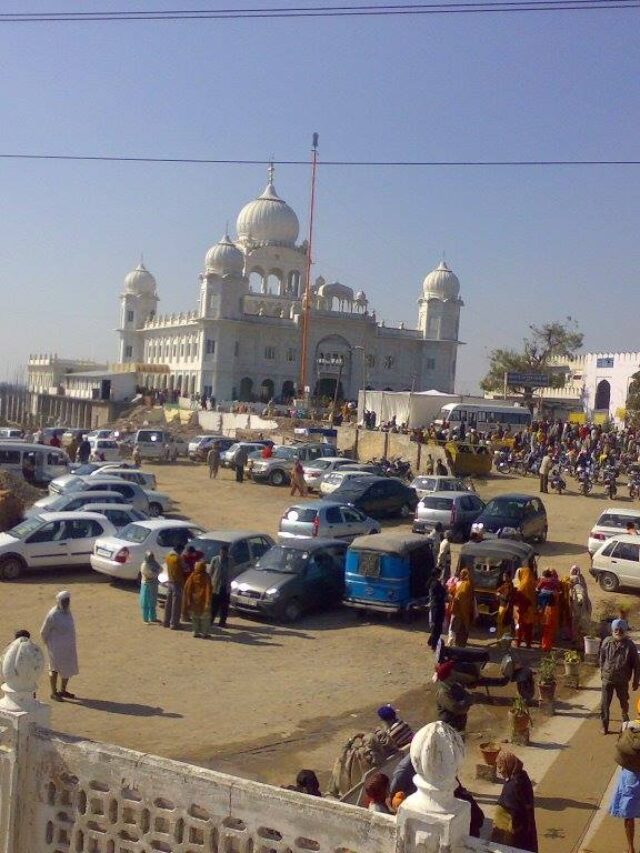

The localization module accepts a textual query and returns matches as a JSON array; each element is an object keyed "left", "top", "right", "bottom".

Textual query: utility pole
[{"left": 298, "top": 133, "right": 319, "bottom": 397}]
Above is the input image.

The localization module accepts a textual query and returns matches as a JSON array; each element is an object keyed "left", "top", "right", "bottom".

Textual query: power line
[
  {"left": 0, "top": 0, "right": 638, "bottom": 20},
  {"left": 0, "top": 153, "right": 638, "bottom": 167}
]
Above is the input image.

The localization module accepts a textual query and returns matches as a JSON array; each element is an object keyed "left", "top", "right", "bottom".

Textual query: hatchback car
[
  {"left": 90, "top": 519, "right": 205, "bottom": 581},
  {"left": 410, "top": 475, "right": 473, "bottom": 500},
  {"left": 81, "top": 503, "right": 149, "bottom": 530},
  {"left": 52, "top": 476, "right": 173, "bottom": 516},
  {"left": 587, "top": 507, "right": 640, "bottom": 555},
  {"left": 157, "top": 530, "right": 275, "bottom": 595},
  {"left": 590, "top": 534, "right": 640, "bottom": 592},
  {"left": 329, "top": 476, "right": 418, "bottom": 520},
  {"left": 319, "top": 468, "right": 379, "bottom": 496},
  {"left": 473, "top": 494, "right": 548, "bottom": 543},
  {"left": 230, "top": 539, "right": 348, "bottom": 622},
  {"left": 0, "top": 512, "right": 117, "bottom": 580},
  {"left": 28, "top": 489, "right": 128, "bottom": 517},
  {"left": 302, "top": 457, "right": 355, "bottom": 491},
  {"left": 279, "top": 500, "right": 380, "bottom": 540},
  {"left": 412, "top": 491, "right": 485, "bottom": 540},
  {"left": 89, "top": 468, "right": 157, "bottom": 490},
  {"left": 220, "top": 442, "right": 268, "bottom": 468}
]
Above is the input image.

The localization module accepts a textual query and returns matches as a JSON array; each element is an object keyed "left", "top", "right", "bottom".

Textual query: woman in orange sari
[
  {"left": 450, "top": 568, "right": 474, "bottom": 647},
  {"left": 514, "top": 565, "right": 537, "bottom": 648}
]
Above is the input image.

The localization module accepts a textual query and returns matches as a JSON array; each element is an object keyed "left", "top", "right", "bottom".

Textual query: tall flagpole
[{"left": 298, "top": 132, "right": 319, "bottom": 397}]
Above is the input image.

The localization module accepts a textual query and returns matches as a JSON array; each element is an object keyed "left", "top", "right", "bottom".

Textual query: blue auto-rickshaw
[{"left": 343, "top": 533, "right": 434, "bottom": 616}]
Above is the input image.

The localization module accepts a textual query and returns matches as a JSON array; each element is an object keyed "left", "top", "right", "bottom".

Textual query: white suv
[
  {"left": 587, "top": 507, "right": 640, "bottom": 555},
  {"left": 590, "top": 534, "right": 640, "bottom": 592}
]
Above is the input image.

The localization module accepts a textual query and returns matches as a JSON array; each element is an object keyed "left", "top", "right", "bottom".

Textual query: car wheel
[
  {"left": 282, "top": 598, "right": 302, "bottom": 623},
  {"left": 148, "top": 502, "right": 162, "bottom": 517},
  {"left": 399, "top": 503, "right": 412, "bottom": 519},
  {"left": 0, "top": 556, "right": 24, "bottom": 581},
  {"left": 270, "top": 470, "right": 286, "bottom": 487},
  {"left": 599, "top": 572, "right": 619, "bottom": 593}
]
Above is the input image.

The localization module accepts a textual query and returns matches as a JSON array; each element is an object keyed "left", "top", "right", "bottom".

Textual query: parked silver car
[
  {"left": 279, "top": 500, "right": 380, "bottom": 541},
  {"left": 412, "top": 491, "right": 485, "bottom": 540},
  {"left": 302, "top": 457, "right": 355, "bottom": 491},
  {"left": 410, "top": 475, "right": 474, "bottom": 500},
  {"left": 221, "top": 442, "right": 268, "bottom": 468}
]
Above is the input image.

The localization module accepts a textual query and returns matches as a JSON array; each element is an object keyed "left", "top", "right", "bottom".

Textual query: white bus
[
  {"left": 437, "top": 402, "right": 532, "bottom": 429},
  {"left": 0, "top": 442, "right": 70, "bottom": 486}
]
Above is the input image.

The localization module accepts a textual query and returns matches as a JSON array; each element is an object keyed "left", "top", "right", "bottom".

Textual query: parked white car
[
  {"left": 0, "top": 512, "right": 117, "bottom": 581},
  {"left": 79, "top": 503, "right": 148, "bottom": 530},
  {"left": 302, "top": 457, "right": 355, "bottom": 490},
  {"left": 27, "top": 489, "right": 128, "bottom": 517},
  {"left": 48, "top": 475, "right": 174, "bottom": 516},
  {"left": 590, "top": 533, "right": 640, "bottom": 592},
  {"left": 90, "top": 519, "right": 205, "bottom": 581},
  {"left": 88, "top": 438, "right": 122, "bottom": 462},
  {"left": 587, "top": 506, "right": 640, "bottom": 555},
  {"left": 409, "top": 475, "right": 474, "bottom": 500},
  {"left": 319, "top": 469, "right": 378, "bottom": 496},
  {"left": 90, "top": 468, "right": 157, "bottom": 490}
]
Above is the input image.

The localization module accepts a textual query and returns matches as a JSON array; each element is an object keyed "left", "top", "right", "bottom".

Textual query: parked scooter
[
  {"left": 603, "top": 467, "right": 618, "bottom": 500},
  {"left": 549, "top": 467, "right": 566, "bottom": 495},
  {"left": 576, "top": 466, "right": 593, "bottom": 496},
  {"left": 435, "top": 641, "right": 535, "bottom": 702}
]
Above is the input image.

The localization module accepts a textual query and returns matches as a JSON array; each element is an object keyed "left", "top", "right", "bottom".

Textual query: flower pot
[
  {"left": 479, "top": 742, "right": 501, "bottom": 766},
  {"left": 564, "top": 661, "right": 580, "bottom": 678},
  {"left": 509, "top": 710, "right": 530, "bottom": 734},
  {"left": 539, "top": 681, "right": 556, "bottom": 702},
  {"left": 584, "top": 636, "right": 601, "bottom": 656}
]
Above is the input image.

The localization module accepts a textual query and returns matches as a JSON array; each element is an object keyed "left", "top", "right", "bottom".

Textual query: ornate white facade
[{"left": 116, "top": 168, "right": 464, "bottom": 401}]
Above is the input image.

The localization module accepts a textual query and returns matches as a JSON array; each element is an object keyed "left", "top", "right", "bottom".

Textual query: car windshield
[
  {"left": 8, "top": 517, "right": 46, "bottom": 539},
  {"left": 284, "top": 508, "right": 317, "bottom": 523},
  {"left": 62, "top": 478, "right": 88, "bottom": 493},
  {"left": 414, "top": 477, "right": 436, "bottom": 490},
  {"left": 45, "top": 497, "right": 68, "bottom": 510},
  {"left": 422, "top": 497, "right": 454, "bottom": 510},
  {"left": 73, "top": 464, "right": 100, "bottom": 475},
  {"left": 118, "top": 523, "right": 151, "bottom": 543},
  {"left": 274, "top": 448, "right": 297, "bottom": 460},
  {"left": 484, "top": 499, "right": 526, "bottom": 519},
  {"left": 256, "top": 546, "right": 308, "bottom": 574}
]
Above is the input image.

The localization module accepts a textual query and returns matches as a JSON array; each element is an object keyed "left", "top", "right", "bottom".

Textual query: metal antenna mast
[{"left": 298, "top": 132, "right": 319, "bottom": 396}]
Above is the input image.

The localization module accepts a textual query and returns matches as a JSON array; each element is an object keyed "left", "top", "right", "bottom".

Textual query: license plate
[
  {"left": 95, "top": 547, "right": 112, "bottom": 558},
  {"left": 478, "top": 604, "right": 490, "bottom": 614},
  {"left": 236, "top": 594, "right": 257, "bottom": 607}
]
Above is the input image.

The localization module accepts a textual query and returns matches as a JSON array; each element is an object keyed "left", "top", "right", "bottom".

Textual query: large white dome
[
  {"left": 236, "top": 172, "right": 299, "bottom": 246},
  {"left": 205, "top": 234, "right": 244, "bottom": 277},
  {"left": 124, "top": 262, "right": 157, "bottom": 296},
  {"left": 422, "top": 260, "right": 460, "bottom": 300}
]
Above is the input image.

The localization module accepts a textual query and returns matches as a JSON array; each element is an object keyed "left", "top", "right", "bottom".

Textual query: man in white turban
[{"left": 40, "top": 591, "right": 79, "bottom": 701}]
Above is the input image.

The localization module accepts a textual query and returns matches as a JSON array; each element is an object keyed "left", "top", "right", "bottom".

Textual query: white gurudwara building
[{"left": 116, "top": 167, "right": 464, "bottom": 402}]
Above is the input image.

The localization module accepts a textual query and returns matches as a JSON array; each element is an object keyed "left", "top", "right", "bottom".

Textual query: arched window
[
  {"left": 260, "top": 378, "right": 275, "bottom": 401},
  {"left": 239, "top": 377, "right": 253, "bottom": 401},
  {"left": 595, "top": 379, "right": 611, "bottom": 411}
]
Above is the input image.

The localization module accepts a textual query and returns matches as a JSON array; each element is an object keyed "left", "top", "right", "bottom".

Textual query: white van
[
  {"left": 134, "top": 429, "right": 179, "bottom": 463},
  {"left": 0, "top": 429, "right": 23, "bottom": 440},
  {"left": 0, "top": 441, "right": 70, "bottom": 486}
]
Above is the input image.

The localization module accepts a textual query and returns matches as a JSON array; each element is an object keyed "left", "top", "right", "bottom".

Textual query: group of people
[{"left": 140, "top": 544, "right": 232, "bottom": 638}]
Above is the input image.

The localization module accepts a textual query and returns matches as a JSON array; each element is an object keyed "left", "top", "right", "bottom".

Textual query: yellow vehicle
[{"left": 445, "top": 442, "right": 493, "bottom": 477}]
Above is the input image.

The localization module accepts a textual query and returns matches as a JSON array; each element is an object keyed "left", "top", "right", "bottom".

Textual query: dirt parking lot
[{"left": 2, "top": 460, "right": 637, "bottom": 791}]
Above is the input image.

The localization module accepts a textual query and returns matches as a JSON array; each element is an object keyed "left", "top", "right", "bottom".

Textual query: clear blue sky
[{"left": 1, "top": 1, "right": 638, "bottom": 392}]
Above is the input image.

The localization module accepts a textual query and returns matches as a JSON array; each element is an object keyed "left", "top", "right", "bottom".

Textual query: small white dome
[
  {"left": 205, "top": 234, "right": 244, "bottom": 277},
  {"left": 124, "top": 262, "right": 157, "bottom": 296},
  {"left": 236, "top": 170, "right": 299, "bottom": 246},
  {"left": 422, "top": 261, "right": 460, "bottom": 300}
]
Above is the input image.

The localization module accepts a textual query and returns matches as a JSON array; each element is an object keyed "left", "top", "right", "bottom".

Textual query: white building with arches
[{"left": 116, "top": 167, "right": 464, "bottom": 402}]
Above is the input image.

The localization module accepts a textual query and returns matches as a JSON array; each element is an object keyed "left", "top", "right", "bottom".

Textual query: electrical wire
[
  {"left": 0, "top": 0, "right": 638, "bottom": 20},
  {"left": 0, "top": 153, "right": 638, "bottom": 167}
]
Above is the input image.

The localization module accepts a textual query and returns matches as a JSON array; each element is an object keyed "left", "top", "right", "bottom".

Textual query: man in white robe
[{"left": 40, "top": 591, "right": 79, "bottom": 701}]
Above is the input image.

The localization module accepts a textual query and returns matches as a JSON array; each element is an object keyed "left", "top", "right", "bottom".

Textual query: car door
[
  {"left": 248, "top": 536, "right": 273, "bottom": 565},
  {"left": 340, "top": 506, "right": 368, "bottom": 539},
  {"left": 609, "top": 541, "right": 640, "bottom": 587},
  {"left": 361, "top": 483, "right": 386, "bottom": 516},
  {"left": 65, "top": 518, "right": 106, "bottom": 564},
  {"left": 302, "top": 551, "right": 335, "bottom": 609},
  {"left": 521, "top": 501, "right": 537, "bottom": 539},
  {"left": 24, "top": 520, "right": 69, "bottom": 566},
  {"left": 325, "top": 505, "right": 346, "bottom": 537},
  {"left": 229, "top": 539, "right": 252, "bottom": 579}
]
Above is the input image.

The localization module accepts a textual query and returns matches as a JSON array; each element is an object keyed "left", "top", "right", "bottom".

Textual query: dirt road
[{"left": 2, "top": 461, "right": 636, "bottom": 841}]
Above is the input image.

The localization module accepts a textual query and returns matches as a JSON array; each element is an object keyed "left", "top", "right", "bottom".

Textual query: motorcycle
[
  {"left": 629, "top": 473, "right": 640, "bottom": 500},
  {"left": 435, "top": 641, "right": 535, "bottom": 702},
  {"left": 576, "top": 466, "right": 593, "bottom": 496},
  {"left": 494, "top": 450, "right": 511, "bottom": 474},
  {"left": 549, "top": 468, "right": 566, "bottom": 495},
  {"left": 603, "top": 468, "right": 618, "bottom": 500}
]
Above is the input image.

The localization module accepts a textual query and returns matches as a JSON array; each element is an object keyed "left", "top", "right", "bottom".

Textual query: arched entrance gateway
[
  {"left": 314, "top": 335, "right": 351, "bottom": 401},
  {"left": 239, "top": 377, "right": 253, "bottom": 401},
  {"left": 260, "top": 379, "right": 275, "bottom": 402},
  {"left": 595, "top": 379, "right": 611, "bottom": 412}
]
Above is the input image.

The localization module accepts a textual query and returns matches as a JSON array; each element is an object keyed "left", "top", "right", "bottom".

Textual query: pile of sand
[{"left": 0, "top": 470, "right": 43, "bottom": 508}]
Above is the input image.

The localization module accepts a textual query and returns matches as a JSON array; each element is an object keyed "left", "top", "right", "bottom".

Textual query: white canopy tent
[{"left": 357, "top": 390, "right": 459, "bottom": 428}]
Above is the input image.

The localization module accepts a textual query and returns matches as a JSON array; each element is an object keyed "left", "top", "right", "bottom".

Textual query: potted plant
[
  {"left": 508, "top": 696, "right": 532, "bottom": 742},
  {"left": 564, "top": 649, "right": 580, "bottom": 678},
  {"left": 583, "top": 620, "right": 601, "bottom": 657},
  {"left": 479, "top": 741, "right": 501, "bottom": 767},
  {"left": 538, "top": 653, "right": 557, "bottom": 702}
]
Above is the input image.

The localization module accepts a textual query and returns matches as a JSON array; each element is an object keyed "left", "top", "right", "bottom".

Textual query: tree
[
  {"left": 480, "top": 318, "right": 583, "bottom": 410},
  {"left": 626, "top": 370, "right": 640, "bottom": 423}
]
